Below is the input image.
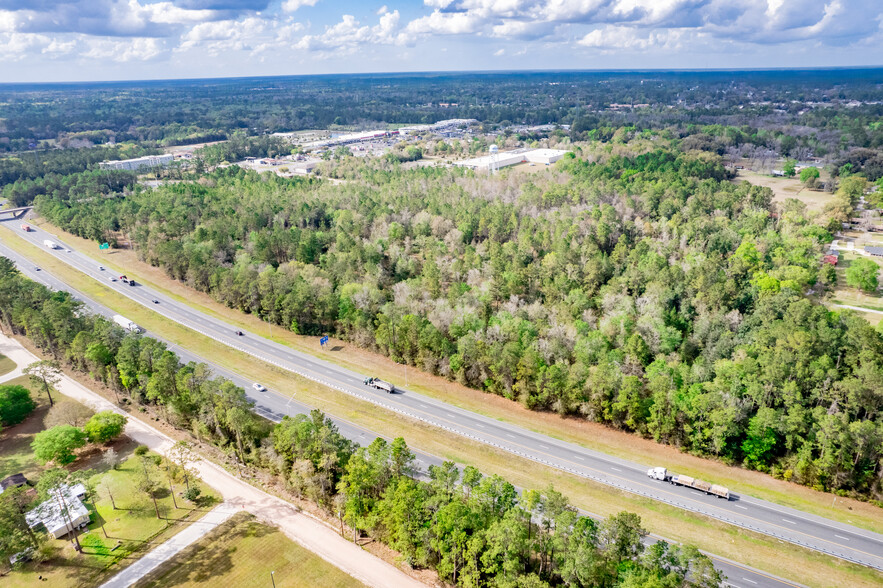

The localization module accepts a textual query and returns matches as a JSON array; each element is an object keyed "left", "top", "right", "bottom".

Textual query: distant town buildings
[
  {"left": 99, "top": 154, "right": 173, "bottom": 171},
  {"left": 26, "top": 483, "right": 90, "bottom": 539},
  {"left": 453, "top": 148, "right": 571, "bottom": 172}
]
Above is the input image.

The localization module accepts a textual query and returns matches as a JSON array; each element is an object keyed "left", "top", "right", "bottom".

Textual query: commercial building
[
  {"left": 453, "top": 148, "right": 571, "bottom": 172},
  {"left": 99, "top": 154, "right": 174, "bottom": 172},
  {"left": 26, "top": 483, "right": 90, "bottom": 539}
]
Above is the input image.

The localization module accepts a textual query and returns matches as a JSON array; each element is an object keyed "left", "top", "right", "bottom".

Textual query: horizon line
[{"left": 2, "top": 65, "right": 882, "bottom": 88}]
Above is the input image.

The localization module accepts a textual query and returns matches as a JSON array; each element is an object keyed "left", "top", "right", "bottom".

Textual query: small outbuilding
[
  {"left": 0, "top": 473, "right": 28, "bottom": 494},
  {"left": 865, "top": 246, "right": 883, "bottom": 257}
]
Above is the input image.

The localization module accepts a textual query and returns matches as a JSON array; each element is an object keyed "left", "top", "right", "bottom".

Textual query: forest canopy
[{"left": 33, "top": 138, "right": 883, "bottom": 501}]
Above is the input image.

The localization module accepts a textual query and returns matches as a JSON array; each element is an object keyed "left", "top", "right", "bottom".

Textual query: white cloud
[
  {"left": 82, "top": 37, "right": 165, "bottom": 61},
  {"left": 493, "top": 47, "right": 504, "bottom": 55},
  {"left": 578, "top": 24, "right": 687, "bottom": 50},
  {"left": 281, "top": 0, "right": 319, "bottom": 13},
  {"left": 294, "top": 10, "right": 405, "bottom": 52},
  {"left": 377, "top": 5, "right": 389, "bottom": 15}
]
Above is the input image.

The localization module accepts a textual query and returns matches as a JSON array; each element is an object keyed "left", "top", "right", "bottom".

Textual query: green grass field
[
  {"left": 135, "top": 512, "right": 366, "bottom": 588},
  {"left": 0, "top": 353, "right": 15, "bottom": 377}
]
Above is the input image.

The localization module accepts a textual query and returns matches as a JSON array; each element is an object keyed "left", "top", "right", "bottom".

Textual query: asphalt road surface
[{"left": 5, "top": 223, "right": 880, "bottom": 585}]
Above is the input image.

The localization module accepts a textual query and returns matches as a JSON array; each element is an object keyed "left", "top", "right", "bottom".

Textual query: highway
[
  {"left": 0, "top": 237, "right": 805, "bottom": 588},
  {"left": 3, "top": 222, "right": 879, "bottom": 585}
]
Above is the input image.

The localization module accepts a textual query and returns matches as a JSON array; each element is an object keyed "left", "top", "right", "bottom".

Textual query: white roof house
[{"left": 26, "top": 483, "right": 90, "bottom": 539}]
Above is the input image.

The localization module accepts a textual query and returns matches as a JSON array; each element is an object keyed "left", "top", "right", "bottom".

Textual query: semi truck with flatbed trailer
[
  {"left": 647, "top": 467, "right": 729, "bottom": 499},
  {"left": 112, "top": 314, "right": 142, "bottom": 334}
]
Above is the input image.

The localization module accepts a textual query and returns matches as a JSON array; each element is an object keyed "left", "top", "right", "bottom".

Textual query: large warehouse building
[
  {"left": 99, "top": 154, "right": 174, "bottom": 171},
  {"left": 453, "top": 148, "right": 570, "bottom": 172}
]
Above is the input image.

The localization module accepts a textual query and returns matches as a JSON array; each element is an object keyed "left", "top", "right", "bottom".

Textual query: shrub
[
  {"left": 134, "top": 444, "right": 149, "bottom": 456},
  {"left": 31, "top": 425, "right": 87, "bottom": 465},
  {"left": 183, "top": 486, "right": 202, "bottom": 503},
  {"left": 84, "top": 411, "right": 128, "bottom": 444},
  {"left": 0, "top": 385, "right": 36, "bottom": 427}
]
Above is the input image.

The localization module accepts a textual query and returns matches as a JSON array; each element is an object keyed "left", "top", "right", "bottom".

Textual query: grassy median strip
[
  {"left": 3, "top": 226, "right": 883, "bottom": 588},
  {"left": 19, "top": 219, "right": 883, "bottom": 538}
]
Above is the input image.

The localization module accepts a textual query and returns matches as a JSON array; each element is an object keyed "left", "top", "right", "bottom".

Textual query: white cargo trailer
[
  {"left": 112, "top": 314, "right": 142, "bottom": 334},
  {"left": 43, "top": 239, "right": 58, "bottom": 249}
]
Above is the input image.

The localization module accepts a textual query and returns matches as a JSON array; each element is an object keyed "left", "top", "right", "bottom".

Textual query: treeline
[
  {"left": 0, "top": 258, "right": 721, "bottom": 587},
  {"left": 0, "top": 143, "right": 158, "bottom": 187},
  {"left": 3, "top": 69, "right": 883, "bottom": 155},
  {"left": 34, "top": 143, "right": 883, "bottom": 500},
  {"left": 2, "top": 168, "right": 137, "bottom": 209}
]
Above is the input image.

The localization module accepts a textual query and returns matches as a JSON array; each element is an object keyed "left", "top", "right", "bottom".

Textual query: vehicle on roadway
[
  {"left": 98, "top": 265, "right": 105, "bottom": 271},
  {"left": 20, "top": 224, "right": 31, "bottom": 232},
  {"left": 252, "top": 383, "right": 267, "bottom": 392},
  {"left": 109, "top": 277, "right": 116, "bottom": 282},
  {"left": 112, "top": 314, "right": 142, "bottom": 334},
  {"left": 65, "top": 249, "right": 72, "bottom": 253},
  {"left": 34, "top": 266, "right": 40, "bottom": 271},
  {"left": 119, "top": 275, "right": 128, "bottom": 283},
  {"left": 152, "top": 299, "right": 159, "bottom": 304},
  {"left": 364, "top": 377, "right": 395, "bottom": 393},
  {"left": 43, "top": 239, "right": 58, "bottom": 249},
  {"left": 647, "top": 467, "right": 729, "bottom": 499},
  {"left": 235, "top": 330, "right": 244, "bottom": 336}
]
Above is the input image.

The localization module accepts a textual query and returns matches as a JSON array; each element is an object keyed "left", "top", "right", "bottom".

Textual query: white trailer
[
  {"left": 43, "top": 239, "right": 58, "bottom": 249},
  {"left": 112, "top": 314, "right": 142, "bottom": 334}
]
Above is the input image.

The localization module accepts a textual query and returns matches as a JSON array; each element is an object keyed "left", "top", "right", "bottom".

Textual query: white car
[
  {"left": 98, "top": 266, "right": 105, "bottom": 271},
  {"left": 65, "top": 249, "right": 72, "bottom": 253},
  {"left": 109, "top": 277, "right": 116, "bottom": 282},
  {"left": 252, "top": 383, "right": 267, "bottom": 392}
]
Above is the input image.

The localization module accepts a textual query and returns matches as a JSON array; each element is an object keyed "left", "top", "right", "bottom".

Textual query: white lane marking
[
  {"left": 782, "top": 518, "right": 797, "bottom": 525},
  {"left": 574, "top": 455, "right": 585, "bottom": 460},
  {"left": 835, "top": 534, "right": 850, "bottom": 541},
  {"left": 734, "top": 504, "right": 748, "bottom": 510},
  {"left": 610, "top": 467, "right": 622, "bottom": 472},
  {"left": 742, "top": 578, "right": 758, "bottom": 585},
  {"left": 419, "top": 403, "right": 429, "bottom": 408},
  {"left": 539, "top": 445, "right": 549, "bottom": 449},
  {"left": 506, "top": 433, "right": 516, "bottom": 438},
  {"left": 476, "top": 423, "right": 485, "bottom": 428},
  {"left": 446, "top": 413, "right": 456, "bottom": 418}
]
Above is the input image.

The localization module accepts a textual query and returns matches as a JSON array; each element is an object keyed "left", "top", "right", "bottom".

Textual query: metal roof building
[{"left": 26, "top": 483, "right": 90, "bottom": 539}]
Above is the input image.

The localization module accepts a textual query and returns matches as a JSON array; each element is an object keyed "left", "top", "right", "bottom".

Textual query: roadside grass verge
[
  {"left": 9, "top": 220, "right": 882, "bottom": 537},
  {"left": 4, "top": 224, "right": 883, "bottom": 587},
  {"left": 0, "top": 353, "right": 15, "bottom": 376},
  {"left": 135, "top": 512, "right": 367, "bottom": 588}
]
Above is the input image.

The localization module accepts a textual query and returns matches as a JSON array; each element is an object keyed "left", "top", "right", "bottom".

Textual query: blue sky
[{"left": 1, "top": 1, "right": 882, "bottom": 82}]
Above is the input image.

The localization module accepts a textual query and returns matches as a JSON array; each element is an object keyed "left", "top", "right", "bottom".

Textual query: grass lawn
[
  {"left": 0, "top": 353, "right": 15, "bottom": 377},
  {"left": 830, "top": 251, "right": 883, "bottom": 316},
  {"left": 0, "top": 371, "right": 219, "bottom": 587},
  {"left": 733, "top": 168, "right": 833, "bottom": 213},
  {"left": 135, "top": 512, "right": 366, "bottom": 588},
  {"left": 4, "top": 222, "right": 883, "bottom": 587}
]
